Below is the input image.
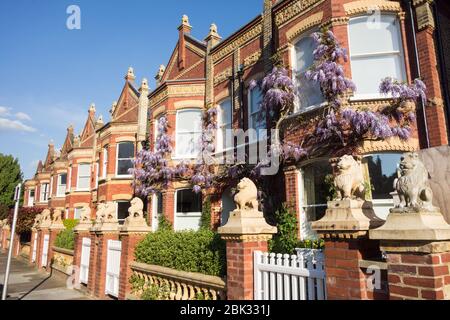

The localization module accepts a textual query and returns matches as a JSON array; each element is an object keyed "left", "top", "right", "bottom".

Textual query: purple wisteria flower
[{"left": 379, "top": 77, "right": 427, "bottom": 101}]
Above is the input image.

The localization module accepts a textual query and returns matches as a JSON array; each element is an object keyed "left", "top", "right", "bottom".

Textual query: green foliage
[
  {"left": 297, "top": 239, "right": 325, "bottom": 250},
  {"left": 8, "top": 206, "right": 42, "bottom": 234},
  {"left": 0, "top": 154, "right": 23, "bottom": 207},
  {"left": 157, "top": 214, "right": 172, "bottom": 231},
  {"left": 135, "top": 228, "right": 226, "bottom": 277},
  {"left": 141, "top": 283, "right": 171, "bottom": 300},
  {"left": 0, "top": 203, "right": 10, "bottom": 220},
  {"left": 269, "top": 204, "right": 299, "bottom": 255},
  {"left": 54, "top": 229, "right": 75, "bottom": 250},
  {"left": 63, "top": 219, "right": 79, "bottom": 231},
  {"left": 324, "top": 174, "right": 338, "bottom": 201},
  {"left": 200, "top": 197, "right": 211, "bottom": 229}
]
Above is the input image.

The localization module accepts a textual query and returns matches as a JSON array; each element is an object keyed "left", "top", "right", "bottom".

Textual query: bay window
[
  {"left": 175, "top": 109, "right": 202, "bottom": 158},
  {"left": 217, "top": 99, "right": 232, "bottom": 152},
  {"left": 40, "top": 183, "right": 49, "bottom": 202},
  {"left": 77, "top": 163, "right": 91, "bottom": 190},
  {"left": 248, "top": 87, "right": 266, "bottom": 142},
  {"left": 293, "top": 32, "right": 324, "bottom": 112},
  {"left": 56, "top": 173, "right": 67, "bottom": 197},
  {"left": 174, "top": 189, "right": 202, "bottom": 231},
  {"left": 348, "top": 15, "right": 406, "bottom": 99},
  {"left": 153, "top": 117, "right": 160, "bottom": 151},
  {"left": 74, "top": 207, "right": 82, "bottom": 219},
  {"left": 116, "top": 142, "right": 134, "bottom": 176}
]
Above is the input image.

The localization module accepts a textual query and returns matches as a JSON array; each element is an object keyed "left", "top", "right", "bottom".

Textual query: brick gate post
[{"left": 218, "top": 178, "right": 277, "bottom": 300}]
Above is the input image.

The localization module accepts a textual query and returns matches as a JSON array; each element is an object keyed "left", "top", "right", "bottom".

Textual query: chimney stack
[{"left": 178, "top": 15, "right": 192, "bottom": 69}]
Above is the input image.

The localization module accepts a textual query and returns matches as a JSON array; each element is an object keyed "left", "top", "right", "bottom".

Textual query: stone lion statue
[
  {"left": 395, "top": 152, "right": 434, "bottom": 210},
  {"left": 103, "top": 202, "right": 117, "bottom": 222},
  {"left": 332, "top": 155, "right": 365, "bottom": 201},
  {"left": 234, "top": 178, "right": 259, "bottom": 211},
  {"left": 41, "top": 209, "right": 51, "bottom": 223},
  {"left": 128, "top": 197, "right": 144, "bottom": 219},
  {"left": 80, "top": 206, "right": 91, "bottom": 223},
  {"left": 95, "top": 203, "right": 106, "bottom": 224},
  {"left": 52, "top": 209, "right": 63, "bottom": 224}
]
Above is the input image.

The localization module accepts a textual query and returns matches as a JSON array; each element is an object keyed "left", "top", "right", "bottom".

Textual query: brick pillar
[
  {"left": 47, "top": 225, "right": 65, "bottom": 270},
  {"left": 87, "top": 231, "right": 98, "bottom": 296},
  {"left": 36, "top": 227, "right": 49, "bottom": 269},
  {"left": 12, "top": 233, "right": 21, "bottom": 257},
  {"left": 217, "top": 186, "right": 277, "bottom": 300},
  {"left": 322, "top": 237, "right": 387, "bottom": 300},
  {"left": 1, "top": 225, "right": 10, "bottom": 251},
  {"left": 312, "top": 199, "right": 385, "bottom": 300},
  {"left": 118, "top": 232, "right": 148, "bottom": 300},
  {"left": 163, "top": 189, "right": 175, "bottom": 226},
  {"left": 283, "top": 166, "right": 300, "bottom": 237},
  {"left": 370, "top": 209, "right": 450, "bottom": 300}
]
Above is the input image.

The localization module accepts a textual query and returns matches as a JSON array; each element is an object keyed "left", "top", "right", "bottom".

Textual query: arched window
[
  {"left": 175, "top": 109, "right": 202, "bottom": 158},
  {"left": 293, "top": 32, "right": 324, "bottom": 112},
  {"left": 348, "top": 15, "right": 406, "bottom": 99}
]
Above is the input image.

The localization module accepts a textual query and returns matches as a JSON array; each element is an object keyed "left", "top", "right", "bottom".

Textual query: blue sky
[{"left": 0, "top": 0, "right": 262, "bottom": 179}]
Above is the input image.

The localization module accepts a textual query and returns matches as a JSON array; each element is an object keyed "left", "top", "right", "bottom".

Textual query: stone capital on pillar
[{"left": 218, "top": 182, "right": 277, "bottom": 300}]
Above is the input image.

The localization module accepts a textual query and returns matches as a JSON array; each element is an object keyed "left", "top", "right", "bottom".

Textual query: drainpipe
[
  {"left": 431, "top": 0, "right": 450, "bottom": 143},
  {"left": 404, "top": 0, "right": 430, "bottom": 148}
]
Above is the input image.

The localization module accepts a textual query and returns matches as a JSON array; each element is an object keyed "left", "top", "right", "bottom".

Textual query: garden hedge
[{"left": 134, "top": 228, "right": 226, "bottom": 277}]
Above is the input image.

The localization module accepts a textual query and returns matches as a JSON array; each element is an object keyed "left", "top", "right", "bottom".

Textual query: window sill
[
  {"left": 349, "top": 95, "right": 391, "bottom": 102},
  {"left": 287, "top": 102, "right": 328, "bottom": 120},
  {"left": 112, "top": 176, "right": 133, "bottom": 180}
]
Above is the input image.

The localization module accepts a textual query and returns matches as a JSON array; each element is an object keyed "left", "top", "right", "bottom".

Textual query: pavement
[{"left": 0, "top": 251, "right": 91, "bottom": 300}]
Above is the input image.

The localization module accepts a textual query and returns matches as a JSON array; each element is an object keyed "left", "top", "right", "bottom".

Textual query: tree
[{"left": 0, "top": 153, "right": 23, "bottom": 207}]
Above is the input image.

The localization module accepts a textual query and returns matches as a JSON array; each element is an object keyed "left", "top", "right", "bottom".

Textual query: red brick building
[{"left": 23, "top": 0, "right": 449, "bottom": 237}]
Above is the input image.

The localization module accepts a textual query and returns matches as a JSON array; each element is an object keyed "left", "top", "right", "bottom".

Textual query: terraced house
[{"left": 23, "top": 0, "right": 450, "bottom": 236}]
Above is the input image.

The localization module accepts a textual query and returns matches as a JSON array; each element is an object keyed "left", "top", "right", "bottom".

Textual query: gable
[
  {"left": 79, "top": 111, "right": 96, "bottom": 148},
  {"left": 60, "top": 127, "right": 74, "bottom": 159},
  {"left": 111, "top": 82, "right": 140, "bottom": 123},
  {"left": 162, "top": 37, "right": 206, "bottom": 82}
]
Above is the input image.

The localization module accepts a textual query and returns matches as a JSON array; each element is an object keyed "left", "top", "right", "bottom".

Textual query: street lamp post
[{"left": 1, "top": 183, "right": 21, "bottom": 300}]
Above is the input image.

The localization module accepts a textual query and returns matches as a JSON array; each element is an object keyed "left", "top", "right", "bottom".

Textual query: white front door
[
  {"left": 32, "top": 232, "right": 38, "bottom": 262},
  {"left": 41, "top": 234, "right": 50, "bottom": 267},
  {"left": 79, "top": 237, "right": 91, "bottom": 284},
  {"left": 105, "top": 240, "right": 121, "bottom": 297}
]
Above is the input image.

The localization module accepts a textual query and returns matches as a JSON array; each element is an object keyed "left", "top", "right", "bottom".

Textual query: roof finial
[
  {"left": 126, "top": 66, "right": 136, "bottom": 81},
  {"left": 140, "top": 78, "right": 149, "bottom": 92},
  {"left": 182, "top": 15, "right": 190, "bottom": 27},
  {"left": 110, "top": 101, "right": 117, "bottom": 115},
  {"left": 89, "top": 103, "right": 96, "bottom": 114},
  {"left": 205, "top": 23, "right": 222, "bottom": 44}
]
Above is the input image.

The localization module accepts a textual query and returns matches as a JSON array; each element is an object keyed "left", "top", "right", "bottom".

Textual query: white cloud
[
  {"left": 15, "top": 112, "right": 32, "bottom": 121},
  {"left": 0, "top": 106, "right": 11, "bottom": 117},
  {"left": 0, "top": 117, "right": 36, "bottom": 132}
]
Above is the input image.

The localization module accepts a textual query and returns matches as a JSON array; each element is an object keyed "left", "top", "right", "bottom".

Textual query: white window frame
[
  {"left": 48, "top": 176, "right": 53, "bottom": 199},
  {"left": 348, "top": 14, "right": 407, "bottom": 100},
  {"left": 175, "top": 109, "right": 203, "bottom": 159},
  {"left": 67, "top": 167, "right": 72, "bottom": 192},
  {"left": 247, "top": 86, "right": 267, "bottom": 143},
  {"left": 174, "top": 188, "right": 202, "bottom": 231},
  {"left": 77, "top": 163, "right": 91, "bottom": 191},
  {"left": 74, "top": 207, "right": 83, "bottom": 219},
  {"left": 28, "top": 189, "right": 35, "bottom": 207},
  {"left": 115, "top": 142, "right": 134, "bottom": 178},
  {"left": 95, "top": 162, "right": 99, "bottom": 189},
  {"left": 40, "top": 183, "right": 49, "bottom": 203},
  {"left": 56, "top": 173, "right": 67, "bottom": 197},
  {"left": 291, "top": 30, "right": 327, "bottom": 114},
  {"left": 102, "top": 146, "right": 108, "bottom": 179},
  {"left": 153, "top": 117, "right": 160, "bottom": 152},
  {"left": 216, "top": 99, "right": 233, "bottom": 153}
]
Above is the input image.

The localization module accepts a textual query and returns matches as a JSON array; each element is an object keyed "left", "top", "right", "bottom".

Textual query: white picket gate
[
  {"left": 254, "top": 249, "right": 326, "bottom": 300},
  {"left": 79, "top": 237, "right": 91, "bottom": 284},
  {"left": 32, "top": 232, "right": 37, "bottom": 263},
  {"left": 105, "top": 240, "right": 122, "bottom": 297},
  {"left": 41, "top": 234, "right": 50, "bottom": 267}
]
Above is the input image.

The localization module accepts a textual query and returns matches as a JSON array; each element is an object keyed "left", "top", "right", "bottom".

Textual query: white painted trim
[
  {"left": 115, "top": 141, "right": 134, "bottom": 178},
  {"left": 174, "top": 108, "right": 202, "bottom": 159}
]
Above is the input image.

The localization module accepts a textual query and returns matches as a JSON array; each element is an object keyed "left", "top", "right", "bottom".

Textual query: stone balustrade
[
  {"left": 129, "top": 261, "right": 226, "bottom": 300},
  {"left": 51, "top": 246, "right": 74, "bottom": 276}
]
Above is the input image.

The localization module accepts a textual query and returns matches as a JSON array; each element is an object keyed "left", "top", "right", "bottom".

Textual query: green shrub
[
  {"left": 269, "top": 204, "right": 299, "bottom": 255},
  {"left": 54, "top": 229, "right": 75, "bottom": 250},
  {"left": 200, "top": 197, "right": 211, "bottom": 229},
  {"left": 158, "top": 214, "right": 172, "bottom": 231},
  {"left": 8, "top": 206, "right": 42, "bottom": 235},
  {"left": 135, "top": 228, "right": 226, "bottom": 277},
  {"left": 63, "top": 219, "right": 79, "bottom": 230},
  {"left": 297, "top": 239, "right": 324, "bottom": 250}
]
